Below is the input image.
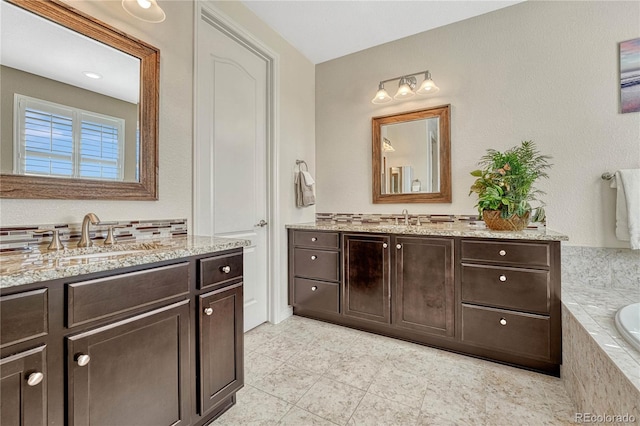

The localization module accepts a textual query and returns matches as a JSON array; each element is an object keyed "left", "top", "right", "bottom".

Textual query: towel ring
[{"left": 296, "top": 159, "right": 308, "bottom": 171}]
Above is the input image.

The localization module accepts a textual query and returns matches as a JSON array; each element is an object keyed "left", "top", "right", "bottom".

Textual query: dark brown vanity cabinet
[
  {"left": 459, "top": 239, "right": 561, "bottom": 368},
  {"left": 394, "top": 236, "right": 455, "bottom": 337},
  {"left": 0, "top": 248, "right": 244, "bottom": 426},
  {"left": 198, "top": 283, "right": 243, "bottom": 416},
  {"left": 289, "top": 231, "right": 341, "bottom": 315},
  {"left": 343, "top": 233, "right": 391, "bottom": 324},
  {"left": 67, "top": 301, "right": 191, "bottom": 426},
  {"left": 288, "top": 228, "right": 562, "bottom": 375},
  {"left": 0, "top": 345, "right": 47, "bottom": 426}
]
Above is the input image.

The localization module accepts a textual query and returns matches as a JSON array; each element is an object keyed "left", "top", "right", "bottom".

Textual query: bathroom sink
[{"left": 63, "top": 250, "right": 147, "bottom": 261}]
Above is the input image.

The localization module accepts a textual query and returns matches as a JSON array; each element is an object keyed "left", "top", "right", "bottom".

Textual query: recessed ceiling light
[{"left": 83, "top": 71, "right": 102, "bottom": 79}]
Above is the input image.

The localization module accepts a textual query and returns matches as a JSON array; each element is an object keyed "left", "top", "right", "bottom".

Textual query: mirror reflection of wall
[{"left": 380, "top": 117, "right": 439, "bottom": 194}]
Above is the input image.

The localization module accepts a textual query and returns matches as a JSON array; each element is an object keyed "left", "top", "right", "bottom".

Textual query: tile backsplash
[{"left": 0, "top": 218, "right": 187, "bottom": 252}]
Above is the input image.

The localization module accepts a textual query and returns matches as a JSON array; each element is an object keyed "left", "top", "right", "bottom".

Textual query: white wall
[{"left": 316, "top": 1, "right": 640, "bottom": 248}]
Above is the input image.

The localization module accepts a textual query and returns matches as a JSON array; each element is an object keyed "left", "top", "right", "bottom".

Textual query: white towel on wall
[
  {"left": 612, "top": 169, "right": 640, "bottom": 249},
  {"left": 295, "top": 170, "right": 316, "bottom": 207}
]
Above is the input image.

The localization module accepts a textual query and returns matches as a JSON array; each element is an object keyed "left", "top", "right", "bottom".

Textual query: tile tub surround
[
  {"left": 0, "top": 235, "right": 250, "bottom": 289},
  {"left": 287, "top": 221, "right": 568, "bottom": 241},
  {"left": 218, "top": 315, "right": 576, "bottom": 425},
  {"left": 561, "top": 246, "right": 640, "bottom": 422},
  {"left": 0, "top": 218, "right": 188, "bottom": 252}
]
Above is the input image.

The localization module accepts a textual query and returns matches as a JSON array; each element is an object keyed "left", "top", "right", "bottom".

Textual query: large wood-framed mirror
[
  {"left": 0, "top": 0, "right": 159, "bottom": 200},
  {"left": 372, "top": 105, "right": 451, "bottom": 203}
]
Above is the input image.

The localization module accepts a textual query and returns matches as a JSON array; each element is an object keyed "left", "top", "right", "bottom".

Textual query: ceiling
[
  {"left": 1, "top": 1, "right": 140, "bottom": 104},
  {"left": 241, "top": 1, "right": 525, "bottom": 64}
]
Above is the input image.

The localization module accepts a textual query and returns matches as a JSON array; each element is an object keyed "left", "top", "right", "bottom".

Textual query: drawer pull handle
[
  {"left": 499, "top": 250, "right": 507, "bottom": 256},
  {"left": 311, "top": 237, "right": 317, "bottom": 242},
  {"left": 499, "top": 275, "right": 507, "bottom": 282},
  {"left": 76, "top": 354, "right": 91, "bottom": 367},
  {"left": 396, "top": 244, "right": 402, "bottom": 250},
  {"left": 221, "top": 265, "right": 231, "bottom": 274},
  {"left": 382, "top": 243, "right": 388, "bottom": 249},
  {"left": 27, "top": 372, "right": 44, "bottom": 386},
  {"left": 499, "top": 318, "right": 507, "bottom": 326},
  {"left": 311, "top": 255, "right": 317, "bottom": 260},
  {"left": 311, "top": 286, "right": 318, "bottom": 291},
  {"left": 204, "top": 307, "right": 214, "bottom": 316}
]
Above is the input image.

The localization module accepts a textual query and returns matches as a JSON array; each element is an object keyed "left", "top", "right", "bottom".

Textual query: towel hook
[
  {"left": 602, "top": 172, "right": 614, "bottom": 181},
  {"left": 296, "top": 159, "right": 308, "bottom": 171}
]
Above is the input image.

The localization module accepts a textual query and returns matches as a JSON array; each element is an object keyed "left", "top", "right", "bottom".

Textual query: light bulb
[
  {"left": 137, "top": 0, "right": 151, "bottom": 9},
  {"left": 371, "top": 84, "right": 392, "bottom": 104},
  {"left": 416, "top": 73, "right": 440, "bottom": 95},
  {"left": 394, "top": 78, "right": 415, "bottom": 100}
]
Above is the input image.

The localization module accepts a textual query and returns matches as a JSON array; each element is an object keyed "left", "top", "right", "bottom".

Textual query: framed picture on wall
[{"left": 620, "top": 37, "right": 640, "bottom": 113}]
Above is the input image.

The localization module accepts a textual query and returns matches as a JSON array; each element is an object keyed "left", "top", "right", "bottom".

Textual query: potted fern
[{"left": 469, "top": 141, "right": 552, "bottom": 231}]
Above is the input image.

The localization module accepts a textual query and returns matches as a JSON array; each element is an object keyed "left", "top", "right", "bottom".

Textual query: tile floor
[{"left": 216, "top": 315, "right": 576, "bottom": 425}]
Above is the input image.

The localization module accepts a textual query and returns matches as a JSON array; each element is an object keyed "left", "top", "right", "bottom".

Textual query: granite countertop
[
  {"left": 0, "top": 235, "right": 249, "bottom": 289},
  {"left": 286, "top": 222, "right": 569, "bottom": 241}
]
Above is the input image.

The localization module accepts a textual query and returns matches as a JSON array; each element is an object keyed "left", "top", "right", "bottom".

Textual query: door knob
[
  {"left": 27, "top": 372, "right": 44, "bottom": 386},
  {"left": 499, "top": 250, "right": 507, "bottom": 256},
  {"left": 221, "top": 266, "right": 231, "bottom": 274},
  {"left": 382, "top": 243, "right": 388, "bottom": 249},
  {"left": 311, "top": 286, "right": 318, "bottom": 291},
  {"left": 499, "top": 318, "right": 507, "bottom": 326},
  {"left": 311, "top": 255, "right": 317, "bottom": 260},
  {"left": 255, "top": 220, "right": 268, "bottom": 227},
  {"left": 76, "top": 354, "right": 90, "bottom": 367},
  {"left": 204, "top": 307, "right": 214, "bottom": 316},
  {"left": 396, "top": 244, "right": 402, "bottom": 249},
  {"left": 499, "top": 275, "right": 507, "bottom": 282}
]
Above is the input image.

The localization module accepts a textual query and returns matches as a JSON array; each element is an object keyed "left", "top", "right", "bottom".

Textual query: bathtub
[{"left": 615, "top": 302, "right": 640, "bottom": 353}]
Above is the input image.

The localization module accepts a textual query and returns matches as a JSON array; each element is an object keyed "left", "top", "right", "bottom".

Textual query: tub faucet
[
  {"left": 78, "top": 213, "right": 100, "bottom": 247},
  {"left": 401, "top": 209, "right": 409, "bottom": 226}
]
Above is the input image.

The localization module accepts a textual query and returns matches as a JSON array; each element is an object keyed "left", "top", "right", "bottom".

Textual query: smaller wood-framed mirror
[
  {"left": 0, "top": 0, "right": 159, "bottom": 200},
  {"left": 372, "top": 105, "right": 451, "bottom": 203}
]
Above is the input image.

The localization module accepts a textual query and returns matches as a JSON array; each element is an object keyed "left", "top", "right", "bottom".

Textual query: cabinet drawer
[
  {"left": 293, "top": 248, "right": 339, "bottom": 282},
  {"left": 461, "top": 240, "right": 549, "bottom": 267},
  {"left": 293, "top": 231, "right": 339, "bottom": 249},
  {"left": 461, "top": 304, "right": 551, "bottom": 360},
  {"left": 199, "top": 252, "right": 243, "bottom": 290},
  {"left": 461, "top": 265, "right": 550, "bottom": 314},
  {"left": 0, "top": 289, "right": 48, "bottom": 348},
  {"left": 293, "top": 278, "right": 339, "bottom": 314},
  {"left": 67, "top": 263, "right": 189, "bottom": 327}
]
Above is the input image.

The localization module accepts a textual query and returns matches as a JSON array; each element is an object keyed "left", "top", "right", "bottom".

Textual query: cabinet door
[
  {"left": 394, "top": 236, "right": 454, "bottom": 337},
  {"left": 344, "top": 234, "right": 391, "bottom": 324},
  {"left": 199, "top": 283, "right": 244, "bottom": 415},
  {"left": 67, "top": 300, "right": 190, "bottom": 426},
  {"left": 0, "top": 345, "right": 46, "bottom": 426}
]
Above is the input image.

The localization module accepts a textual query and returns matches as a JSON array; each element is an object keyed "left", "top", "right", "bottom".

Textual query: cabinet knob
[
  {"left": 396, "top": 244, "right": 402, "bottom": 250},
  {"left": 499, "top": 275, "right": 507, "bottom": 282},
  {"left": 311, "top": 255, "right": 317, "bottom": 260},
  {"left": 499, "top": 318, "right": 507, "bottom": 326},
  {"left": 76, "top": 354, "right": 91, "bottom": 367},
  {"left": 204, "top": 307, "right": 214, "bottom": 316},
  {"left": 382, "top": 243, "right": 388, "bottom": 249},
  {"left": 311, "top": 237, "right": 317, "bottom": 242},
  {"left": 221, "top": 265, "right": 231, "bottom": 274},
  {"left": 27, "top": 372, "right": 44, "bottom": 386},
  {"left": 499, "top": 250, "right": 507, "bottom": 256},
  {"left": 311, "top": 286, "right": 318, "bottom": 291}
]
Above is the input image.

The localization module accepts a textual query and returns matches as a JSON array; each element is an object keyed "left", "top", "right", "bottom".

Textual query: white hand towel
[
  {"left": 612, "top": 169, "right": 640, "bottom": 249},
  {"left": 300, "top": 171, "right": 316, "bottom": 206}
]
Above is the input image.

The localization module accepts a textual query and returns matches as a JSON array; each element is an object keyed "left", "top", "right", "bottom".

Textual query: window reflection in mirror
[{"left": 372, "top": 105, "right": 451, "bottom": 204}]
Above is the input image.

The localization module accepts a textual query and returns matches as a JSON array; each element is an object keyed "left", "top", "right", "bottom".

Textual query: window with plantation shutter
[{"left": 14, "top": 94, "right": 125, "bottom": 181}]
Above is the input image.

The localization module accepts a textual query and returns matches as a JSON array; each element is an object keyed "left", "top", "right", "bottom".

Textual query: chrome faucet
[
  {"left": 78, "top": 213, "right": 100, "bottom": 247},
  {"left": 401, "top": 209, "right": 409, "bottom": 226}
]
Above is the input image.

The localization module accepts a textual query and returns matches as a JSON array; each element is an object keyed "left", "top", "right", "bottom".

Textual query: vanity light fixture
[
  {"left": 371, "top": 70, "right": 440, "bottom": 104},
  {"left": 382, "top": 137, "right": 395, "bottom": 152},
  {"left": 122, "top": 0, "right": 166, "bottom": 23}
]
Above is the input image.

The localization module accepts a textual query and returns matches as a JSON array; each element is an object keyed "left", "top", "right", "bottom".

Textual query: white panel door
[{"left": 196, "top": 13, "right": 268, "bottom": 332}]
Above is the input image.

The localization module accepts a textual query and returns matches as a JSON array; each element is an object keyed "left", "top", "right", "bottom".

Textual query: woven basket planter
[{"left": 482, "top": 210, "right": 530, "bottom": 231}]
